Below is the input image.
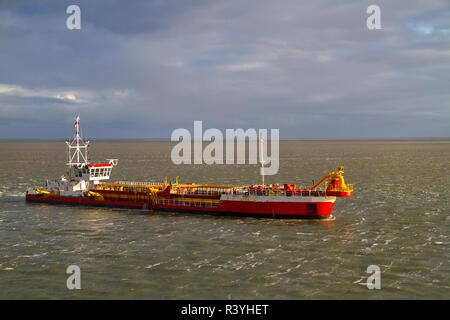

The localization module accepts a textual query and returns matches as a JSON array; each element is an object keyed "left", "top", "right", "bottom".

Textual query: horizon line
[{"left": 1, "top": 137, "right": 449, "bottom": 141}]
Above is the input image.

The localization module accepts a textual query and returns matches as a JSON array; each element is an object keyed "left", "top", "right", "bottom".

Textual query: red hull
[
  {"left": 152, "top": 198, "right": 334, "bottom": 219},
  {"left": 26, "top": 194, "right": 148, "bottom": 209},
  {"left": 26, "top": 194, "right": 334, "bottom": 219}
]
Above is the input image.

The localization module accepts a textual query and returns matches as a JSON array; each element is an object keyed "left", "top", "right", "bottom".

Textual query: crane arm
[
  {"left": 308, "top": 166, "right": 349, "bottom": 192},
  {"left": 309, "top": 173, "right": 332, "bottom": 190}
]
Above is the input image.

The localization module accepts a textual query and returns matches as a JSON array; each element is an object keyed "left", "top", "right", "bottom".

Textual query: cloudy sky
[{"left": 0, "top": 0, "right": 449, "bottom": 138}]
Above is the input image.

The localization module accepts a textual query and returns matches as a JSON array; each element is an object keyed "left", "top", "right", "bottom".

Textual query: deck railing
[
  {"left": 98, "top": 182, "right": 348, "bottom": 198},
  {"left": 173, "top": 188, "right": 328, "bottom": 197},
  {"left": 114, "top": 181, "right": 164, "bottom": 186},
  {"left": 156, "top": 199, "right": 219, "bottom": 208}
]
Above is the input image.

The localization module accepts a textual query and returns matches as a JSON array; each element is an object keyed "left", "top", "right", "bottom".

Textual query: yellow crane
[{"left": 309, "top": 166, "right": 353, "bottom": 196}]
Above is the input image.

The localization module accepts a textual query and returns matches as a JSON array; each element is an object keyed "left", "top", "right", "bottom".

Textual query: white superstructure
[{"left": 27, "top": 115, "right": 118, "bottom": 195}]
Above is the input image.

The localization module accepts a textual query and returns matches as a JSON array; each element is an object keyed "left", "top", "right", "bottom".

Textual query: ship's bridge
[
  {"left": 87, "top": 163, "right": 113, "bottom": 180},
  {"left": 72, "top": 159, "right": 118, "bottom": 182}
]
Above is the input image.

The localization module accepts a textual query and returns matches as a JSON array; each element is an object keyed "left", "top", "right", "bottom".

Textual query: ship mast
[
  {"left": 260, "top": 133, "right": 265, "bottom": 186},
  {"left": 66, "top": 115, "right": 90, "bottom": 167}
]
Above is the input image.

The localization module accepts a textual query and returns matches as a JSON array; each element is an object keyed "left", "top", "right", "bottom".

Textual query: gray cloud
[{"left": 0, "top": 0, "right": 449, "bottom": 138}]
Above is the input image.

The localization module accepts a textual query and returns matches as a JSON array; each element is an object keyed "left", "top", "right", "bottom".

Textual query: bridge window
[{"left": 89, "top": 166, "right": 112, "bottom": 178}]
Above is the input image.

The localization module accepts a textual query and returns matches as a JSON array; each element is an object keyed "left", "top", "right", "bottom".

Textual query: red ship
[{"left": 26, "top": 116, "right": 353, "bottom": 219}]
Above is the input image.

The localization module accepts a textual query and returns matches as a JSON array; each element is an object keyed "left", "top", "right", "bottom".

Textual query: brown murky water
[{"left": 0, "top": 139, "right": 449, "bottom": 299}]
